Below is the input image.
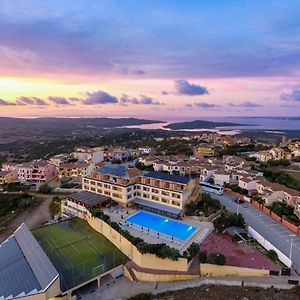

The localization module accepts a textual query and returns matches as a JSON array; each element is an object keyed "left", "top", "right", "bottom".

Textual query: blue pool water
[{"left": 126, "top": 211, "right": 198, "bottom": 241}]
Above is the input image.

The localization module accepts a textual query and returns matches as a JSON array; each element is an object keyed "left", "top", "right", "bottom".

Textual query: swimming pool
[{"left": 126, "top": 211, "right": 198, "bottom": 241}]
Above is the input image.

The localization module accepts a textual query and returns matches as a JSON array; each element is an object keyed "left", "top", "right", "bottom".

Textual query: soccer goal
[{"left": 92, "top": 264, "right": 104, "bottom": 276}]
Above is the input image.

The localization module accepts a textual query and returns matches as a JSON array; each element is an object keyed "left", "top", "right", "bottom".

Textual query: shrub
[
  {"left": 89, "top": 208, "right": 182, "bottom": 261},
  {"left": 208, "top": 253, "right": 226, "bottom": 265},
  {"left": 213, "top": 211, "right": 245, "bottom": 233},
  {"left": 38, "top": 183, "right": 52, "bottom": 194},
  {"left": 267, "top": 249, "right": 278, "bottom": 262},
  {"left": 128, "top": 293, "right": 153, "bottom": 300},
  {"left": 199, "top": 251, "right": 207, "bottom": 263}
]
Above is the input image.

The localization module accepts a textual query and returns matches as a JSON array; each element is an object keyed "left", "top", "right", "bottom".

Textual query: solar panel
[
  {"left": 0, "top": 237, "right": 41, "bottom": 298},
  {"left": 143, "top": 171, "right": 190, "bottom": 184},
  {"left": 14, "top": 224, "right": 59, "bottom": 290},
  {"left": 97, "top": 163, "right": 128, "bottom": 177}
]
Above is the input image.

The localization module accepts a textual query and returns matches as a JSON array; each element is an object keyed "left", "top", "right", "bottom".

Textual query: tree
[
  {"left": 38, "top": 183, "right": 52, "bottom": 194},
  {"left": 267, "top": 249, "right": 278, "bottom": 262}
]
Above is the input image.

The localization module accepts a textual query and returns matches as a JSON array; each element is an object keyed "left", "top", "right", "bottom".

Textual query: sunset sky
[{"left": 0, "top": 0, "right": 300, "bottom": 120}]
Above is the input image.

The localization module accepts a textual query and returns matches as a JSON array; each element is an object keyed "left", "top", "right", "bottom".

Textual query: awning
[{"left": 131, "top": 198, "right": 182, "bottom": 215}]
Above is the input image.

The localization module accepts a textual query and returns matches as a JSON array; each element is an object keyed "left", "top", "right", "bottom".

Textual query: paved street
[
  {"left": 210, "top": 192, "right": 300, "bottom": 274},
  {"left": 79, "top": 274, "right": 297, "bottom": 300}
]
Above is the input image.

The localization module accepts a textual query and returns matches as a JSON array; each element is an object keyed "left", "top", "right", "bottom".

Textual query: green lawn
[
  {"left": 284, "top": 170, "right": 300, "bottom": 183},
  {"left": 32, "top": 218, "right": 128, "bottom": 291}
]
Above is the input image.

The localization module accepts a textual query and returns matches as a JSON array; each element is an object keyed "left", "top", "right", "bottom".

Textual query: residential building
[
  {"left": 1, "top": 162, "right": 19, "bottom": 172},
  {"left": 194, "top": 144, "right": 215, "bottom": 158},
  {"left": 17, "top": 160, "right": 57, "bottom": 183},
  {"left": 49, "top": 154, "right": 69, "bottom": 167},
  {"left": 0, "top": 170, "right": 18, "bottom": 184},
  {"left": 250, "top": 151, "right": 273, "bottom": 162},
  {"left": 238, "top": 176, "right": 258, "bottom": 193},
  {"left": 58, "top": 162, "right": 90, "bottom": 178},
  {"left": 255, "top": 178, "right": 300, "bottom": 207},
  {"left": 269, "top": 147, "right": 291, "bottom": 160},
  {"left": 138, "top": 147, "right": 152, "bottom": 155}
]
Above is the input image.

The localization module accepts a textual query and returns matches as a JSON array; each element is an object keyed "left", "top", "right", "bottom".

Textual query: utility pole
[{"left": 289, "top": 234, "right": 296, "bottom": 268}]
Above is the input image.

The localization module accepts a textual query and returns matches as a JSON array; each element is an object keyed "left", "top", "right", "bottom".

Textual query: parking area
[
  {"left": 210, "top": 192, "right": 300, "bottom": 273},
  {"left": 201, "top": 232, "right": 280, "bottom": 270}
]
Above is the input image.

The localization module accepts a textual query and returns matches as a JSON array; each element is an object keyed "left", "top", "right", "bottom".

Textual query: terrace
[{"left": 104, "top": 206, "right": 213, "bottom": 253}]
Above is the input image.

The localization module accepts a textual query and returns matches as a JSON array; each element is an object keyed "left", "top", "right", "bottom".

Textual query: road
[
  {"left": 0, "top": 193, "right": 53, "bottom": 243},
  {"left": 210, "top": 192, "right": 300, "bottom": 273}
]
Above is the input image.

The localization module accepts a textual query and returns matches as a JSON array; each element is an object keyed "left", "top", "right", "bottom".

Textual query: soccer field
[{"left": 32, "top": 218, "right": 128, "bottom": 291}]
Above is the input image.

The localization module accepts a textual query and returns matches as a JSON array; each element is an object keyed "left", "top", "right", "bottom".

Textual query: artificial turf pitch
[{"left": 32, "top": 218, "right": 128, "bottom": 291}]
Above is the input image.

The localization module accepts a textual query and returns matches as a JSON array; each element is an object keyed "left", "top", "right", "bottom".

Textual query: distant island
[
  {"left": 0, "top": 117, "right": 163, "bottom": 129},
  {"left": 164, "top": 120, "right": 250, "bottom": 130},
  {"left": 243, "top": 116, "right": 300, "bottom": 121}
]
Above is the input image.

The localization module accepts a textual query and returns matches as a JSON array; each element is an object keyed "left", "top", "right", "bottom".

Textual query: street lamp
[{"left": 289, "top": 234, "right": 296, "bottom": 267}]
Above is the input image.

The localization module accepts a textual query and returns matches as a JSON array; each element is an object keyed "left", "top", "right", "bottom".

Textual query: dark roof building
[
  {"left": 68, "top": 191, "right": 110, "bottom": 207},
  {"left": 0, "top": 224, "right": 59, "bottom": 299}
]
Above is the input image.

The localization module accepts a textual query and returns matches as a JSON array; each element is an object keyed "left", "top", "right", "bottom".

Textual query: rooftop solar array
[
  {"left": 0, "top": 224, "right": 59, "bottom": 299},
  {"left": 0, "top": 237, "right": 40, "bottom": 299},
  {"left": 69, "top": 191, "right": 110, "bottom": 206},
  {"left": 143, "top": 171, "right": 190, "bottom": 184},
  {"left": 97, "top": 163, "right": 128, "bottom": 177},
  {"left": 14, "top": 224, "right": 59, "bottom": 290}
]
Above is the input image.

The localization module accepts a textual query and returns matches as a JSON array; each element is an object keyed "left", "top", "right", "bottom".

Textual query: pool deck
[{"left": 103, "top": 206, "right": 213, "bottom": 253}]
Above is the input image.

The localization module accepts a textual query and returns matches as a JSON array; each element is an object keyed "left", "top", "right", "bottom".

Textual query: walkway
[{"left": 80, "top": 274, "right": 298, "bottom": 300}]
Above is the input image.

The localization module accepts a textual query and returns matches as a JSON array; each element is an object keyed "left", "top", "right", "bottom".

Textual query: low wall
[
  {"left": 79, "top": 212, "right": 189, "bottom": 272},
  {"left": 224, "top": 188, "right": 244, "bottom": 200},
  {"left": 262, "top": 206, "right": 271, "bottom": 215},
  {"left": 282, "top": 219, "right": 298, "bottom": 234},
  {"left": 248, "top": 226, "right": 291, "bottom": 267},
  {"left": 225, "top": 188, "right": 300, "bottom": 236},
  {"left": 200, "top": 263, "right": 269, "bottom": 277},
  {"left": 133, "top": 269, "right": 199, "bottom": 282},
  {"left": 252, "top": 200, "right": 262, "bottom": 210},
  {"left": 270, "top": 211, "right": 281, "bottom": 222}
]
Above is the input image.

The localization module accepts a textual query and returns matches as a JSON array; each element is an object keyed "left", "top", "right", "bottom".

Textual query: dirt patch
[
  {"left": 153, "top": 285, "right": 300, "bottom": 300},
  {"left": 0, "top": 193, "right": 53, "bottom": 243},
  {"left": 201, "top": 233, "right": 280, "bottom": 271}
]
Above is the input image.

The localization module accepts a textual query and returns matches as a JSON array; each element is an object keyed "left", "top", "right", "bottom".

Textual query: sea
[{"left": 122, "top": 117, "right": 300, "bottom": 136}]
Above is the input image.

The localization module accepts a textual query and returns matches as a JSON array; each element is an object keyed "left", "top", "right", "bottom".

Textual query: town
[
  {"left": 1, "top": 129, "right": 300, "bottom": 299},
  {"left": 1, "top": 1, "right": 300, "bottom": 299}
]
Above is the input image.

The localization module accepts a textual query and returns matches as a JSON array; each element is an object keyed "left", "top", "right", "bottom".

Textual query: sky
[{"left": 0, "top": 0, "right": 300, "bottom": 120}]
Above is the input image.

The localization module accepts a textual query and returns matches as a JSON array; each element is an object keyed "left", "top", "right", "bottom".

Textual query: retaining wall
[{"left": 200, "top": 263, "right": 269, "bottom": 277}]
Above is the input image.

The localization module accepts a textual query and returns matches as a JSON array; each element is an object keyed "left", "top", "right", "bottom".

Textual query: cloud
[
  {"left": 132, "top": 69, "right": 146, "bottom": 75},
  {"left": 175, "top": 80, "right": 209, "bottom": 96},
  {"left": 0, "top": 98, "right": 16, "bottom": 106},
  {"left": 120, "top": 94, "right": 163, "bottom": 105},
  {"left": 280, "top": 89, "right": 300, "bottom": 101},
  {"left": 82, "top": 90, "right": 118, "bottom": 105},
  {"left": 194, "top": 102, "right": 218, "bottom": 108},
  {"left": 68, "top": 97, "right": 81, "bottom": 102},
  {"left": 186, "top": 102, "right": 219, "bottom": 109},
  {"left": 228, "top": 101, "right": 262, "bottom": 108},
  {"left": 48, "top": 96, "right": 70, "bottom": 105},
  {"left": 16, "top": 96, "right": 47, "bottom": 106}
]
